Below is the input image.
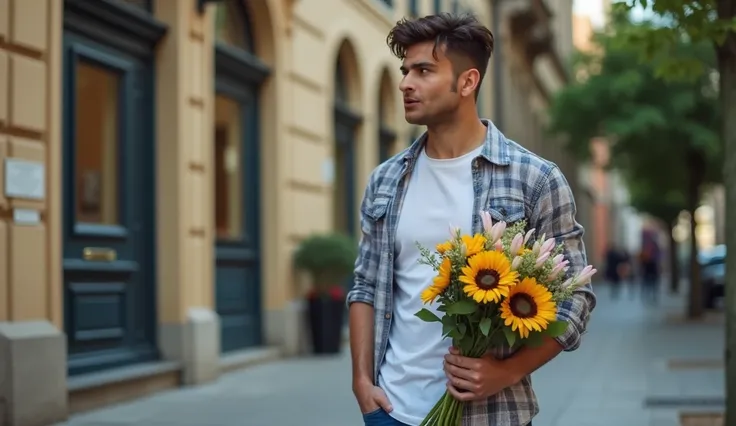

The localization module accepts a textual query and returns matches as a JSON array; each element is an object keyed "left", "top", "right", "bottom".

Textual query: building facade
[{"left": 0, "top": 0, "right": 581, "bottom": 424}]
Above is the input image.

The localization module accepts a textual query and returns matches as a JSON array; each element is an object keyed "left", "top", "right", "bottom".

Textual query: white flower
[{"left": 510, "top": 233, "right": 524, "bottom": 255}]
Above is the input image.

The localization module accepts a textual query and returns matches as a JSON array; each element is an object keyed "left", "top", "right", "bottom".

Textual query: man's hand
[
  {"left": 353, "top": 378, "right": 393, "bottom": 414},
  {"left": 443, "top": 347, "right": 520, "bottom": 402}
]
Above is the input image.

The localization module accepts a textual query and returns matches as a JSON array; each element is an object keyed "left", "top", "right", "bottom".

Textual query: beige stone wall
[{"left": 0, "top": 0, "right": 63, "bottom": 328}]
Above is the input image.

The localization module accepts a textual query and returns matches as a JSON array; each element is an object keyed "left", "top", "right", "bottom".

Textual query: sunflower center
[
  {"left": 475, "top": 270, "right": 500, "bottom": 290},
  {"left": 510, "top": 294, "right": 538, "bottom": 318}
]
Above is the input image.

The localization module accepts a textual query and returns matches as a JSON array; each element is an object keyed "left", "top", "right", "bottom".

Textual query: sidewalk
[{"left": 57, "top": 283, "right": 724, "bottom": 426}]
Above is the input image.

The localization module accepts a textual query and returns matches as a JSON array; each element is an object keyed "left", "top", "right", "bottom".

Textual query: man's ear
[{"left": 459, "top": 68, "right": 481, "bottom": 98}]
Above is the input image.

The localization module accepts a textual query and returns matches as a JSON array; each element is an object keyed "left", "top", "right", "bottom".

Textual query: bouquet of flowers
[{"left": 414, "top": 210, "right": 596, "bottom": 426}]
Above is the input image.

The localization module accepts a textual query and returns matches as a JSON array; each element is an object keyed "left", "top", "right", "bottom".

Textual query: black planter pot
[{"left": 307, "top": 295, "right": 345, "bottom": 354}]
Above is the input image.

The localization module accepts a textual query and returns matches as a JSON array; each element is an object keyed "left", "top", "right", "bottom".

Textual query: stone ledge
[
  {"left": 67, "top": 360, "right": 182, "bottom": 392},
  {"left": 219, "top": 347, "right": 282, "bottom": 374}
]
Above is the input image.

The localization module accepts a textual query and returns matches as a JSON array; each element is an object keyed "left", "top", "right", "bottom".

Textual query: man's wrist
[
  {"left": 352, "top": 375, "right": 373, "bottom": 391},
  {"left": 500, "top": 357, "right": 526, "bottom": 385}
]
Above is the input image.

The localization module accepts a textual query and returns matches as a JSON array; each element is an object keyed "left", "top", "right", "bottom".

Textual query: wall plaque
[{"left": 4, "top": 158, "right": 45, "bottom": 200}]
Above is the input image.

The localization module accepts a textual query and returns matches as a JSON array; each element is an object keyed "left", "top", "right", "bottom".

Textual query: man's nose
[{"left": 399, "top": 76, "right": 413, "bottom": 93}]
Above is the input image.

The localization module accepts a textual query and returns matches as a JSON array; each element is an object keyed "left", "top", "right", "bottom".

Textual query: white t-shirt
[{"left": 378, "top": 144, "right": 482, "bottom": 425}]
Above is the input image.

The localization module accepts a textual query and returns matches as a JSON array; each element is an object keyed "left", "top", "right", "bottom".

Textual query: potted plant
[{"left": 293, "top": 232, "right": 357, "bottom": 354}]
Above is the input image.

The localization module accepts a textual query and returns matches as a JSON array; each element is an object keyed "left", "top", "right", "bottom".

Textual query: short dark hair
[{"left": 386, "top": 13, "right": 494, "bottom": 89}]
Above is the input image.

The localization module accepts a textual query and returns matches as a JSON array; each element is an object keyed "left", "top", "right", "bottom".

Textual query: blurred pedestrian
[{"left": 639, "top": 232, "right": 661, "bottom": 304}]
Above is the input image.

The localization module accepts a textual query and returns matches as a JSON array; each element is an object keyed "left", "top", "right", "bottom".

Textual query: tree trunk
[
  {"left": 687, "top": 152, "right": 704, "bottom": 319},
  {"left": 717, "top": 0, "right": 736, "bottom": 423},
  {"left": 668, "top": 221, "right": 679, "bottom": 294}
]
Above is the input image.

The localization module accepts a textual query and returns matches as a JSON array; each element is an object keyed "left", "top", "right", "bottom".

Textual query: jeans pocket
[{"left": 362, "top": 408, "right": 383, "bottom": 418}]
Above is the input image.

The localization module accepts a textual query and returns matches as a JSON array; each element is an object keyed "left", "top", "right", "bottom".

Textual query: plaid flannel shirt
[{"left": 347, "top": 119, "right": 597, "bottom": 426}]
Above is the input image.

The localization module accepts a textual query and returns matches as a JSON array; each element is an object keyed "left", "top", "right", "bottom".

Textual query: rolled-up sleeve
[
  {"left": 346, "top": 175, "right": 381, "bottom": 308},
  {"left": 530, "top": 164, "right": 597, "bottom": 352}
]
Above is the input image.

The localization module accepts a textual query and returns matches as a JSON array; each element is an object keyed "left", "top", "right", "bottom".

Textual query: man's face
[{"left": 399, "top": 41, "right": 463, "bottom": 125}]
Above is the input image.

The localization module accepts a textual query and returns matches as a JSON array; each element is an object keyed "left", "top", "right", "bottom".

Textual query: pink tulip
[
  {"left": 535, "top": 252, "right": 550, "bottom": 268},
  {"left": 552, "top": 254, "right": 565, "bottom": 266},
  {"left": 490, "top": 221, "right": 506, "bottom": 243},
  {"left": 574, "top": 265, "right": 597, "bottom": 285},
  {"left": 494, "top": 239, "right": 504, "bottom": 252},
  {"left": 449, "top": 223, "right": 460, "bottom": 239},
  {"left": 548, "top": 260, "right": 569, "bottom": 280},
  {"left": 523, "top": 228, "right": 536, "bottom": 245},
  {"left": 510, "top": 233, "right": 524, "bottom": 255},
  {"left": 480, "top": 211, "right": 493, "bottom": 235},
  {"left": 540, "top": 237, "right": 556, "bottom": 255},
  {"left": 511, "top": 256, "right": 523, "bottom": 271}
]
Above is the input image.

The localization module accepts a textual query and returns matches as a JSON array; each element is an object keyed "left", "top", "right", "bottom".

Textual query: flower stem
[{"left": 420, "top": 393, "right": 445, "bottom": 426}]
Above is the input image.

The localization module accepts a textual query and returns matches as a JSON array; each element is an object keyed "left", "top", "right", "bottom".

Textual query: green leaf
[
  {"left": 523, "top": 332, "right": 545, "bottom": 348},
  {"left": 544, "top": 320, "right": 569, "bottom": 338},
  {"left": 441, "top": 315, "right": 456, "bottom": 338},
  {"left": 442, "top": 322, "right": 454, "bottom": 338},
  {"left": 446, "top": 300, "right": 478, "bottom": 315},
  {"left": 479, "top": 318, "right": 492, "bottom": 337},
  {"left": 457, "top": 323, "right": 467, "bottom": 337},
  {"left": 502, "top": 327, "right": 517, "bottom": 347},
  {"left": 414, "top": 308, "right": 441, "bottom": 323}
]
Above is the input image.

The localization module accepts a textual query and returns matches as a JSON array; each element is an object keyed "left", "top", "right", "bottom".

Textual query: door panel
[
  {"left": 214, "top": 85, "right": 262, "bottom": 353},
  {"left": 62, "top": 32, "right": 157, "bottom": 376}
]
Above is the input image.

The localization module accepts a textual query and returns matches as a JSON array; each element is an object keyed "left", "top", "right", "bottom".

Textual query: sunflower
[
  {"left": 500, "top": 277, "right": 557, "bottom": 339},
  {"left": 436, "top": 241, "right": 453, "bottom": 255},
  {"left": 420, "top": 257, "right": 452, "bottom": 304},
  {"left": 461, "top": 234, "right": 486, "bottom": 257},
  {"left": 459, "top": 250, "right": 518, "bottom": 303}
]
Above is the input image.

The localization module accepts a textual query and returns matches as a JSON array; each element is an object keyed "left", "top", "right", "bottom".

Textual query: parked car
[{"left": 699, "top": 244, "right": 725, "bottom": 310}]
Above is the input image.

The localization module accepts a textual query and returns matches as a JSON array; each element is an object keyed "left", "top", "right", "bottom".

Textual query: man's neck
[{"left": 425, "top": 113, "right": 487, "bottom": 160}]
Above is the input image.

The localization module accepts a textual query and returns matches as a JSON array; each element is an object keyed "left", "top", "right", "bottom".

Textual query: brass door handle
[{"left": 83, "top": 247, "right": 117, "bottom": 262}]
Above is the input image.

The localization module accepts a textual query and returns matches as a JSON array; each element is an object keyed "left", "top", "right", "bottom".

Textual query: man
[{"left": 347, "top": 13, "right": 596, "bottom": 426}]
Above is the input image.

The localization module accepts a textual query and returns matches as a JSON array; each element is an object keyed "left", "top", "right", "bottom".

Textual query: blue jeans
[{"left": 362, "top": 409, "right": 408, "bottom": 426}]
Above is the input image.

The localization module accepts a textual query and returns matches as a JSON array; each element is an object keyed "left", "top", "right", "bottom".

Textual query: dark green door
[
  {"left": 62, "top": 5, "right": 162, "bottom": 376},
  {"left": 214, "top": 44, "right": 269, "bottom": 353},
  {"left": 334, "top": 104, "right": 361, "bottom": 294}
]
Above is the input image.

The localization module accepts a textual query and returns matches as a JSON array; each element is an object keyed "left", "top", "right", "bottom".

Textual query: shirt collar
[{"left": 402, "top": 119, "right": 511, "bottom": 167}]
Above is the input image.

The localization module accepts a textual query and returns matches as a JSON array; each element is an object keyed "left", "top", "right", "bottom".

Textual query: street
[{"left": 59, "top": 284, "right": 724, "bottom": 426}]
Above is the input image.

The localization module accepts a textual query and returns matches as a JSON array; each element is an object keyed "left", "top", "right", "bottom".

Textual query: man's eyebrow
[{"left": 399, "top": 61, "right": 436, "bottom": 72}]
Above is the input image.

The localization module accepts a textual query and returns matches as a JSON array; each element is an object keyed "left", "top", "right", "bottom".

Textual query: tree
[
  {"left": 546, "top": 13, "right": 722, "bottom": 319},
  {"left": 608, "top": 1, "right": 735, "bottom": 423}
]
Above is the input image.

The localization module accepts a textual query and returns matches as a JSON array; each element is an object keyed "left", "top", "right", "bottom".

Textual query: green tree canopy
[{"left": 547, "top": 14, "right": 722, "bottom": 193}]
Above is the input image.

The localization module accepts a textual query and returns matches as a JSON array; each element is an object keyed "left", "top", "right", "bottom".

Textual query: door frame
[
  {"left": 333, "top": 103, "right": 362, "bottom": 238},
  {"left": 213, "top": 43, "right": 270, "bottom": 352},
  {"left": 62, "top": 0, "right": 166, "bottom": 375}
]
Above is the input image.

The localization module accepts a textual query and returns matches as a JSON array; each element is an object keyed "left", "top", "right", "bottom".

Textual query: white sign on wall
[
  {"left": 4, "top": 158, "right": 45, "bottom": 200},
  {"left": 13, "top": 208, "right": 41, "bottom": 226},
  {"left": 322, "top": 158, "right": 335, "bottom": 185}
]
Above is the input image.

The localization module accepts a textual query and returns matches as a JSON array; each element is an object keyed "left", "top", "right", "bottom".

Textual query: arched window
[
  {"left": 214, "top": 1, "right": 254, "bottom": 52},
  {"left": 334, "top": 60, "right": 349, "bottom": 105}
]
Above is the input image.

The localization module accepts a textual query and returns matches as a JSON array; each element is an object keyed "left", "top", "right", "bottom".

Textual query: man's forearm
[
  {"left": 349, "top": 302, "right": 375, "bottom": 387},
  {"left": 503, "top": 337, "right": 563, "bottom": 383}
]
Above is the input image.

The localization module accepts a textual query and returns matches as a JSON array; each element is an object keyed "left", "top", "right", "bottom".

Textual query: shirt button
[{"left": 385, "top": 313, "right": 391, "bottom": 319}]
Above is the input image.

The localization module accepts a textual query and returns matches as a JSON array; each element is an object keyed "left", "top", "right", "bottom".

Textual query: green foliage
[
  {"left": 547, "top": 13, "right": 722, "bottom": 212},
  {"left": 626, "top": 174, "right": 687, "bottom": 224},
  {"left": 611, "top": 1, "right": 736, "bottom": 81},
  {"left": 292, "top": 232, "right": 358, "bottom": 290}
]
